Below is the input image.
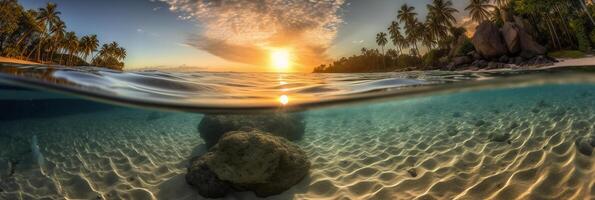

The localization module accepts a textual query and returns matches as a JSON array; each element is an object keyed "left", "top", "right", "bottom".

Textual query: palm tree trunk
[{"left": 578, "top": 0, "right": 595, "bottom": 26}]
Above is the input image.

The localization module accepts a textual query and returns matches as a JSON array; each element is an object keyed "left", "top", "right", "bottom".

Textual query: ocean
[{"left": 0, "top": 64, "right": 594, "bottom": 200}]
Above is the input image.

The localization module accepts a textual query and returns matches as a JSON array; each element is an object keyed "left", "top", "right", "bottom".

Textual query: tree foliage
[{"left": 0, "top": 0, "right": 127, "bottom": 70}]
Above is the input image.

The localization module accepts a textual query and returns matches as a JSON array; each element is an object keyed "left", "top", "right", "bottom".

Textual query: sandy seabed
[{"left": 0, "top": 84, "right": 594, "bottom": 200}]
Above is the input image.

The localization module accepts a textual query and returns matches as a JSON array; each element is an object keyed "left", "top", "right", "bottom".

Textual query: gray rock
[
  {"left": 205, "top": 130, "right": 310, "bottom": 197},
  {"left": 186, "top": 153, "right": 232, "bottom": 198},
  {"left": 499, "top": 55, "right": 510, "bottom": 63},
  {"left": 472, "top": 22, "right": 508, "bottom": 59},
  {"left": 513, "top": 57, "right": 524, "bottom": 65},
  {"left": 451, "top": 56, "right": 473, "bottom": 67},
  {"left": 198, "top": 113, "right": 305, "bottom": 148}
]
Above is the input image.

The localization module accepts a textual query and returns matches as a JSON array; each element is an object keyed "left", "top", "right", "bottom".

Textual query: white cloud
[{"left": 158, "top": 0, "right": 346, "bottom": 68}]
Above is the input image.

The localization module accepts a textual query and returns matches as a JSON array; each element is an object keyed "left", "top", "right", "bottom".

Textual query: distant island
[
  {"left": 0, "top": 1, "right": 127, "bottom": 70},
  {"left": 314, "top": 0, "right": 595, "bottom": 73}
]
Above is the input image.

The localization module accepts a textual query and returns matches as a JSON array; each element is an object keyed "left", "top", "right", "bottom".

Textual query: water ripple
[{"left": 0, "top": 64, "right": 593, "bottom": 113}]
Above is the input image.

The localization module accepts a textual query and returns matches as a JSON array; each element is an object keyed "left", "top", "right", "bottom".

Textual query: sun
[{"left": 271, "top": 49, "right": 291, "bottom": 71}]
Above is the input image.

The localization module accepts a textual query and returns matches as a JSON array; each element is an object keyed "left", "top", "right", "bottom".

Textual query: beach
[{"left": 0, "top": 57, "right": 39, "bottom": 65}]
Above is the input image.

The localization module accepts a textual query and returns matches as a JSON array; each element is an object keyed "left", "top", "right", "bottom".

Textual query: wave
[{"left": 0, "top": 63, "right": 594, "bottom": 113}]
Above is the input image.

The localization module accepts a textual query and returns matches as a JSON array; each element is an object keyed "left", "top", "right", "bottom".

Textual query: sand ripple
[{"left": 0, "top": 85, "right": 593, "bottom": 199}]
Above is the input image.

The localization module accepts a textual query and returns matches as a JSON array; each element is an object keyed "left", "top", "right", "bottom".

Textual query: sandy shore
[
  {"left": 0, "top": 56, "right": 39, "bottom": 65},
  {"left": 551, "top": 56, "right": 595, "bottom": 68}
]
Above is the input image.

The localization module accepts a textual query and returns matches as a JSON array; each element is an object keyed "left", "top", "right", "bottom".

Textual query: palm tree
[
  {"left": 492, "top": 0, "right": 510, "bottom": 8},
  {"left": 465, "top": 0, "right": 494, "bottom": 23},
  {"left": 33, "top": 2, "right": 61, "bottom": 62},
  {"left": 376, "top": 32, "right": 388, "bottom": 55},
  {"left": 376, "top": 32, "right": 388, "bottom": 69},
  {"left": 88, "top": 34, "right": 99, "bottom": 61},
  {"left": 387, "top": 21, "right": 404, "bottom": 55},
  {"left": 49, "top": 20, "right": 65, "bottom": 63},
  {"left": 427, "top": 0, "right": 458, "bottom": 28},
  {"left": 404, "top": 19, "right": 422, "bottom": 57},
  {"left": 79, "top": 35, "right": 96, "bottom": 63},
  {"left": 397, "top": 4, "right": 420, "bottom": 56},
  {"left": 16, "top": 10, "right": 42, "bottom": 59},
  {"left": 64, "top": 31, "right": 78, "bottom": 66}
]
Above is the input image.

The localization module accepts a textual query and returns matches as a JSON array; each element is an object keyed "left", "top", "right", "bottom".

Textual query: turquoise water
[{"left": 0, "top": 65, "right": 594, "bottom": 199}]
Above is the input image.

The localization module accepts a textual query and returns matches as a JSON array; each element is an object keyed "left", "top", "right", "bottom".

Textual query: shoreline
[{"left": 0, "top": 57, "right": 39, "bottom": 65}]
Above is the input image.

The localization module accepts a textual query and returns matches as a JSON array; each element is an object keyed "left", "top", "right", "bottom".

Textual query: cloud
[
  {"left": 137, "top": 28, "right": 145, "bottom": 33},
  {"left": 159, "top": 0, "right": 345, "bottom": 69},
  {"left": 153, "top": 6, "right": 162, "bottom": 11}
]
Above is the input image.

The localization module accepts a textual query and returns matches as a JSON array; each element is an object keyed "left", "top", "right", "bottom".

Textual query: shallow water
[{"left": 0, "top": 64, "right": 594, "bottom": 199}]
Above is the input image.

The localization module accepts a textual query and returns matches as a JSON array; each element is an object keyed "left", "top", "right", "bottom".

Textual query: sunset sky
[{"left": 20, "top": 0, "right": 473, "bottom": 72}]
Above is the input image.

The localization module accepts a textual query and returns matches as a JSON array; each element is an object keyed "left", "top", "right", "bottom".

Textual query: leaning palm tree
[
  {"left": 376, "top": 32, "right": 388, "bottom": 69},
  {"left": 387, "top": 21, "right": 404, "bottom": 55},
  {"left": 465, "top": 0, "right": 495, "bottom": 23},
  {"left": 16, "top": 10, "right": 42, "bottom": 59},
  {"left": 34, "top": 2, "right": 61, "bottom": 62}
]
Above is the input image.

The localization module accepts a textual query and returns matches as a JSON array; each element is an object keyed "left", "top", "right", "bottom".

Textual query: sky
[{"left": 20, "top": 0, "right": 472, "bottom": 72}]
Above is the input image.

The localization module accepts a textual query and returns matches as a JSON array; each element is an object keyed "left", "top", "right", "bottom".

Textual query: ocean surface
[{"left": 0, "top": 63, "right": 594, "bottom": 200}]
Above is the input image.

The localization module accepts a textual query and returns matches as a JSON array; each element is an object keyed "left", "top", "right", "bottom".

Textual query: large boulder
[
  {"left": 501, "top": 22, "right": 521, "bottom": 54},
  {"left": 185, "top": 153, "right": 231, "bottom": 198},
  {"left": 198, "top": 113, "right": 305, "bottom": 148},
  {"left": 518, "top": 28, "right": 547, "bottom": 59},
  {"left": 187, "top": 130, "right": 310, "bottom": 197},
  {"left": 472, "top": 22, "right": 508, "bottom": 59}
]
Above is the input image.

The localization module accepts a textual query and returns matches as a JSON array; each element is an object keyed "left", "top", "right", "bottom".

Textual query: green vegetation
[
  {"left": 314, "top": 0, "right": 595, "bottom": 73},
  {"left": 548, "top": 50, "right": 587, "bottom": 59},
  {"left": 0, "top": 0, "right": 126, "bottom": 70}
]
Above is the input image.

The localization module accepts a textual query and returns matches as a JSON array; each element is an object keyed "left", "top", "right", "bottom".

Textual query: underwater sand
[{"left": 0, "top": 84, "right": 594, "bottom": 200}]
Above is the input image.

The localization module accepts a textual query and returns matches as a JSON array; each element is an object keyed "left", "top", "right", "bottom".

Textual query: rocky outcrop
[
  {"left": 449, "top": 19, "right": 554, "bottom": 70},
  {"left": 186, "top": 130, "right": 310, "bottom": 198},
  {"left": 471, "top": 22, "right": 508, "bottom": 59},
  {"left": 501, "top": 22, "right": 521, "bottom": 54},
  {"left": 198, "top": 113, "right": 305, "bottom": 148}
]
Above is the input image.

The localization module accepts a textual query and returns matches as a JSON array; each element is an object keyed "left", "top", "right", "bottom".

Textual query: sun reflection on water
[{"left": 279, "top": 95, "right": 289, "bottom": 105}]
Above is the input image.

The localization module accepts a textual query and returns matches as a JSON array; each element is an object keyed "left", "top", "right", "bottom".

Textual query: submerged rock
[
  {"left": 198, "top": 113, "right": 305, "bottom": 148},
  {"left": 575, "top": 136, "right": 594, "bottom": 156},
  {"left": 185, "top": 153, "right": 231, "bottom": 198},
  {"left": 490, "top": 132, "right": 511, "bottom": 143},
  {"left": 187, "top": 130, "right": 310, "bottom": 198},
  {"left": 407, "top": 168, "right": 417, "bottom": 177}
]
